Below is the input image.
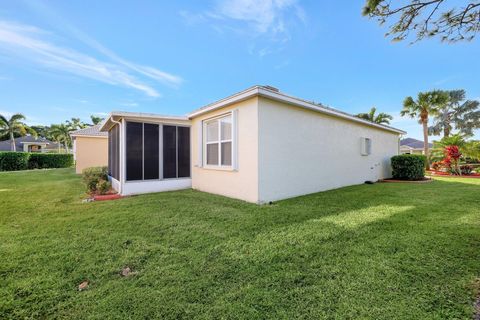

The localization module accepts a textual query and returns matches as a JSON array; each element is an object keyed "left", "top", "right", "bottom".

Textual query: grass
[{"left": 1, "top": 169, "right": 479, "bottom": 319}]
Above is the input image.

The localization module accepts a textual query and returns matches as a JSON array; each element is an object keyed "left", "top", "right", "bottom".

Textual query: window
[
  {"left": 204, "top": 114, "right": 232, "bottom": 167},
  {"left": 163, "top": 125, "right": 177, "bottom": 179},
  {"left": 163, "top": 125, "right": 191, "bottom": 179},
  {"left": 177, "top": 126, "right": 190, "bottom": 177},
  {"left": 361, "top": 137, "right": 372, "bottom": 156},
  {"left": 125, "top": 122, "right": 190, "bottom": 181},
  {"left": 143, "top": 123, "right": 159, "bottom": 180},
  {"left": 108, "top": 124, "right": 120, "bottom": 180},
  {"left": 126, "top": 122, "right": 143, "bottom": 180}
]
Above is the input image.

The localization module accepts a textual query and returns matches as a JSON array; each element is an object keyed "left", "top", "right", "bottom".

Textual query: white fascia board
[
  {"left": 69, "top": 134, "right": 107, "bottom": 139},
  {"left": 188, "top": 86, "right": 260, "bottom": 118},
  {"left": 188, "top": 86, "right": 406, "bottom": 135},
  {"left": 100, "top": 111, "right": 190, "bottom": 132},
  {"left": 257, "top": 88, "right": 407, "bottom": 135}
]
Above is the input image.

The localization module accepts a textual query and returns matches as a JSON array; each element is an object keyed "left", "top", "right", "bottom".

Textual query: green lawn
[{"left": 1, "top": 169, "right": 479, "bottom": 319}]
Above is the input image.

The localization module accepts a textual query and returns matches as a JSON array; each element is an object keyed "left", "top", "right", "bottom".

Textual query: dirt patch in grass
[{"left": 380, "top": 177, "right": 433, "bottom": 183}]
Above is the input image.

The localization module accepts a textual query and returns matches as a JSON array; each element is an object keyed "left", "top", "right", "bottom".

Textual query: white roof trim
[
  {"left": 70, "top": 134, "right": 108, "bottom": 139},
  {"left": 100, "top": 111, "right": 190, "bottom": 131},
  {"left": 20, "top": 142, "right": 49, "bottom": 145},
  {"left": 188, "top": 86, "right": 406, "bottom": 135}
]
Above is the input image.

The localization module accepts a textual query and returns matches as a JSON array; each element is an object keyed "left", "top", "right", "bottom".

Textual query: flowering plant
[{"left": 443, "top": 145, "right": 462, "bottom": 175}]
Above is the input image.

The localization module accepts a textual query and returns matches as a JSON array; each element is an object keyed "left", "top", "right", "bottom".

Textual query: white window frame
[
  {"left": 361, "top": 137, "right": 372, "bottom": 156},
  {"left": 203, "top": 113, "right": 234, "bottom": 169}
]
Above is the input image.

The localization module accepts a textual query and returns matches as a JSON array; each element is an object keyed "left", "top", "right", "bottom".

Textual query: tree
[
  {"left": 401, "top": 90, "right": 449, "bottom": 168},
  {"left": 90, "top": 115, "right": 104, "bottom": 125},
  {"left": 429, "top": 90, "right": 480, "bottom": 137},
  {"left": 0, "top": 113, "right": 36, "bottom": 151},
  {"left": 49, "top": 124, "right": 72, "bottom": 152},
  {"left": 30, "top": 125, "right": 50, "bottom": 139},
  {"left": 363, "top": 1, "right": 480, "bottom": 43},
  {"left": 66, "top": 118, "right": 88, "bottom": 130},
  {"left": 431, "top": 134, "right": 480, "bottom": 164},
  {"left": 356, "top": 107, "right": 393, "bottom": 124}
]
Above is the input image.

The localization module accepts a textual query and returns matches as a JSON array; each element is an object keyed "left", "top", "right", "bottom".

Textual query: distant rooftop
[
  {"left": 70, "top": 124, "right": 107, "bottom": 137},
  {"left": 0, "top": 135, "right": 60, "bottom": 151},
  {"left": 400, "top": 138, "right": 432, "bottom": 149}
]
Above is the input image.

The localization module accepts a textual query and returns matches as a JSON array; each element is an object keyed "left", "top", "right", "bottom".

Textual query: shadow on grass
[{"left": 2, "top": 173, "right": 480, "bottom": 319}]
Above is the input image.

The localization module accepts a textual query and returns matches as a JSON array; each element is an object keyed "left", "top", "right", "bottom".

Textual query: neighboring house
[
  {"left": 0, "top": 136, "right": 60, "bottom": 152},
  {"left": 100, "top": 85, "right": 406, "bottom": 204},
  {"left": 400, "top": 138, "right": 432, "bottom": 155},
  {"left": 71, "top": 124, "right": 108, "bottom": 174}
]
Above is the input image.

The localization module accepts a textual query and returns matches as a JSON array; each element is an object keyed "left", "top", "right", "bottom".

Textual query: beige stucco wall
[
  {"left": 257, "top": 97, "right": 400, "bottom": 203},
  {"left": 74, "top": 136, "right": 108, "bottom": 174},
  {"left": 191, "top": 97, "right": 259, "bottom": 203}
]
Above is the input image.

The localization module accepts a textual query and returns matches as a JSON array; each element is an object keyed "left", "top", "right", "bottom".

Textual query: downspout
[{"left": 110, "top": 118, "right": 123, "bottom": 195}]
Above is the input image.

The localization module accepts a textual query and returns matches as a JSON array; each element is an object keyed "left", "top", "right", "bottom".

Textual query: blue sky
[{"left": 0, "top": 0, "right": 479, "bottom": 140}]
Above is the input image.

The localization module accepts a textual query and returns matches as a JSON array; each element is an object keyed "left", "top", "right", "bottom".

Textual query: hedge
[
  {"left": 391, "top": 154, "right": 426, "bottom": 180},
  {"left": 0, "top": 152, "right": 29, "bottom": 171},
  {"left": 28, "top": 153, "right": 74, "bottom": 169},
  {"left": 0, "top": 152, "right": 74, "bottom": 171}
]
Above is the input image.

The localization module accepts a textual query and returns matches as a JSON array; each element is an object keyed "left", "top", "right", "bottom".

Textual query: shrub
[
  {"left": 391, "top": 154, "right": 426, "bottom": 180},
  {"left": 431, "top": 161, "right": 442, "bottom": 171},
  {"left": 82, "top": 166, "right": 108, "bottom": 193},
  {"left": 28, "top": 153, "right": 73, "bottom": 169},
  {"left": 460, "top": 165, "right": 473, "bottom": 175},
  {"left": 96, "top": 179, "right": 111, "bottom": 195},
  {"left": 0, "top": 152, "right": 29, "bottom": 171}
]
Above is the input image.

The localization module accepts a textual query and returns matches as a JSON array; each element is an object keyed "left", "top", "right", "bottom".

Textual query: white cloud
[
  {"left": 0, "top": 109, "right": 14, "bottom": 118},
  {"left": 0, "top": 109, "right": 41, "bottom": 125},
  {"left": 214, "top": 0, "right": 305, "bottom": 35},
  {"left": 0, "top": 20, "right": 182, "bottom": 97},
  {"left": 180, "top": 0, "right": 306, "bottom": 55}
]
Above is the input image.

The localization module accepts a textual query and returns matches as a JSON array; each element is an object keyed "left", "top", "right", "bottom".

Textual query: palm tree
[
  {"left": 356, "top": 107, "right": 393, "bottom": 125},
  {"left": 401, "top": 90, "right": 449, "bottom": 168},
  {"left": 49, "top": 124, "right": 72, "bottom": 152},
  {"left": 66, "top": 118, "right": 88, "bottom": 130},
  {"left": 0, "top": 113, "right": 36, "bottom": 151},
  {"left": 429, "top": 90, "right": 480, "bottom": 138},
  {"left": 90, "top": 115, "right": 104, "bottom": 125}
]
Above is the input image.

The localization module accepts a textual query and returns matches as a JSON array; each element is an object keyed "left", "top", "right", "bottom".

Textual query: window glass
[
  {"left": 206, "top": 120, "right": 218, "bottom": 142},
  {"left": 367, "top": 138, "right": 372, "bottom": 154},
  {"left": 163, "top": 125, "right": 177, "bottom": 179},
  {"left": 221, "top": 141, "right": 232, "bottom": 166},
  {"left": 204, "top": 114, "right": 233, "bottom": 167},
  {"left": 126, "top": 122, "right": 143, "bottom": 181},
  {"left": 221, "top": 116, "right": 232, "bottom": 140},
  {"left": 177, "top": 127, "right": 190, "bottom": 178},
  {"left": 144, "top": 124, "right": 159, "bottom": 180},
  {"left": 108, "top": 125, "right": 120, "bottom": 180},
  {"left": 206, "top": 144, "right": 219, "bottom": 165}
]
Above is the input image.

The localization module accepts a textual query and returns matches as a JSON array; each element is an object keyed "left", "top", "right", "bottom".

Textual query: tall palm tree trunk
[
  {"left": 422, "top": 120, "right": 430, "bottom": 169},
  {"left": 444, "top": 126, "right": 450, "bottom": 138},
  {"left": 10, "top": 130, "right": 16, "bottom": 152}
]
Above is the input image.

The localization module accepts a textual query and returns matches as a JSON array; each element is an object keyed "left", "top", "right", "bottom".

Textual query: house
[
  {"left": 70, "top": 124, "right": 108, "bottom": 174},
  {"left": 100, "top": 85, "right": 406, "bottom": 204},
  {"left": 400, "top": 138, "right": 432, "bottom": 155},
  {"left": 0, "top": 136, "right": 60, "bottom": 153}
]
